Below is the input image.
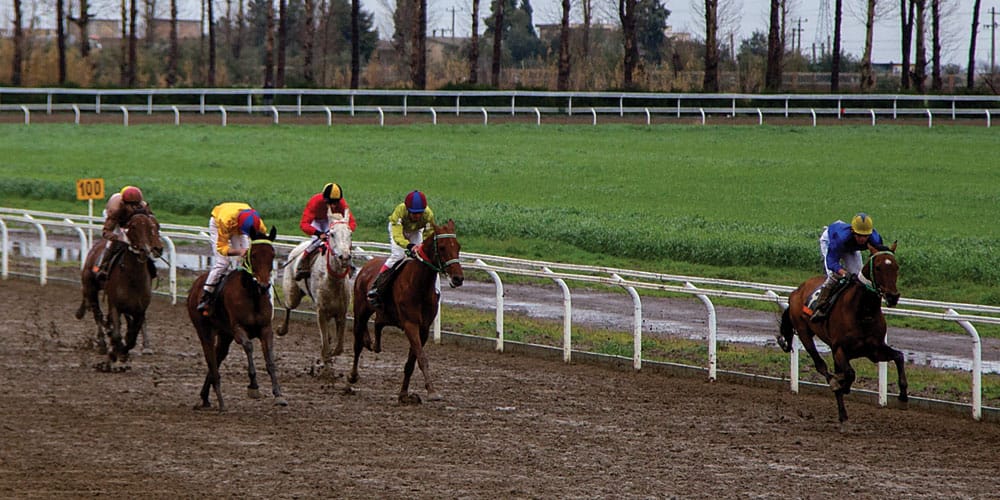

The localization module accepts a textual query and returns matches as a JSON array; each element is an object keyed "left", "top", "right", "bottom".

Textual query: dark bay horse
[
  {"left": 778, "top": 242, "right": 906, "bottom": 427},
  {"left": 350, "top": 219, "right": 464, "bottom": 404},
  {"left": 277, "top": 213, "right": 353, "bottom": 375},
  {"left": 75, "top": 213, "right": 163, "bottom": 371},
  {"left": 186, "top": 227, "right": 287, "bottom": 411}
]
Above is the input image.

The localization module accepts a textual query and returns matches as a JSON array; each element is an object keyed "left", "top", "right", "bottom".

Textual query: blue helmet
[{"left": 404, "top": 190, "right": 427, "bottom": 213}]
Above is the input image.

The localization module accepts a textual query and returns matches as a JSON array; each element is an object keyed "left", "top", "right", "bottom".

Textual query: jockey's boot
[
  {"left": 146, "top": 258, "right": 158, "bottom": 279},
  {"left": 810, "top": 276, "right": 839, "bottom": 323},
  {"left": 366, "top": 267, "right": 391, "bottom": 308},
  {"left": 92, "top": 241, "right": 115, "bottom": 282},
  {"left": 196, "top": 285, "right": 216, "bottom": 316},
  {"left": 294, "top": 249, "right": 315, "bottom": 281}
]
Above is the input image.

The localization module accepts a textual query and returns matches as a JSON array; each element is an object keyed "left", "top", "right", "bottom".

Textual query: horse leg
[
  {"left": 317, "top": 313, "right": 334, "bottom": 366},
  {"left": 276, "top": 283, "right": 303, "bottom": 337},
  {"left": 259, "top": 328, "right": 288, "bottom": 406},
  {"left": 349, "top": 308, "right": 374, "bottom": 384},
  {"left": 830, "top": 348, "right": 853, "bottom": 425},
  {"left": 122, "top": 311, "right": 145, "bottom": 363},
  {"left": 195, "top": 328, "right": 225, "bottom": 411},
  {"left": 869, "top": 345, "right": 909, "bottom": 403},
  {"left": 417, "top": 326, "right": 441, "bottom": 401},
  {"left": 239, "top": 332, "right": 261, "bottom": 399},
  {"left": 797, "top": 334, "right": 832, "bottom": 383},
  {"left": 399, "top": 348, "right": 421, "bottom": 405}
]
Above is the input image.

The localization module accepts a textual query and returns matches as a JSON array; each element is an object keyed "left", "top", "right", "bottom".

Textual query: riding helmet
[
  {"left": 237, "top": 209, "right": 262, "bottom": 235},
  {"left": 404, "top": 190, "right": 427, "bottom": 213},
  {"left": 323, "top": 183, "right": 343, "bottom": 203},
  {"left": 121, "top": 186, "right": 143, "bottom": 203},
  {"left": 850, "top": 213, "right": 874, "bottom": 235}
]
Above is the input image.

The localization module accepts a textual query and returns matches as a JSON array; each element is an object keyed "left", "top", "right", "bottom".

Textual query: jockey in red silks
[
  {"left": 196, "top": 202, "right": 268, "bottom": 314},
  {"left": 293, "top": 182, "right": 357, "bottom": 281},
  {"left": 366, "top": 190, "right": 435, "bottom": 307}
]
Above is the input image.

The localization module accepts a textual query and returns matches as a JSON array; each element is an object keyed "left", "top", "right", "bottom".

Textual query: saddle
[
  {"left": 802, "top": 276, "right": 852, "bottom": 317},
  {"left": 372, "top": 257, "right": 412, "bottom": 306}
]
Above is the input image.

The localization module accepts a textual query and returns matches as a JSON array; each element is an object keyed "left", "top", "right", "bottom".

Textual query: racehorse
[
  {"left": 277, "top": 213, "right": 353, "bottom": 375},
  {"left": 186, "top": 226, "right": 287, "bottom": 411},
  {"left": 778, "top": 242, "right": 906, "bottom": 427},
  {"left": 349, "top": 219, "right": 464, "bottom": 404},
  {"left": 75, "top": 213, "right": 163, "bottom": 371}
]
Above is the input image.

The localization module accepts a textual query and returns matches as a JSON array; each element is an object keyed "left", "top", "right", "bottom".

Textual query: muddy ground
[{"left": 2, "top": 277, "right": 1000, "bottom": 498}]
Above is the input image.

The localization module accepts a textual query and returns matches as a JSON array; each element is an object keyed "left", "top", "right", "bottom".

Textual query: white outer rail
[{"left": 2, "top": 207, "right": 999, "bottom": 420}]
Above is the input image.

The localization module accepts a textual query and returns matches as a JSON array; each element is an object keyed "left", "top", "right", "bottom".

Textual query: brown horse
[
  {"left": 75, "top": 213, "right": 163, "bottom": 371},
  {"left": 186, "top": 227, "right": 287, "bottom": 411},
  {"left": 778, "top": 242, "right": 906, "bottom": 427},
  {"left": 349, "top": 219, "right": 464, "bottom": 404}
]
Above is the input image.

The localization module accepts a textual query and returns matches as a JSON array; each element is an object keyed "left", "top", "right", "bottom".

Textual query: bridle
[
  {"left": 322, "top": 220, "right": 352, "bottom": 279},
  {"left": 862, "top": 250, "right": 896, "bottom": 299},
  {"left": 241, "top": 239, "right": 274, "bottom": 290},
  {"left": 414, "top": 232, "right": 460, "bottom": 274}
]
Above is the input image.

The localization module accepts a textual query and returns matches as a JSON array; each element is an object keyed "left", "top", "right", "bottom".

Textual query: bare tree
[
  {"left": 120, "top": 0, "right": 128, "bottom": 86},
  {"left": 57, "top": 0, "right": 67, "bottom": 84},
  {"left": 581, "top": 0, "right": 592, "bottom": 58},
  {"left": 11, "top": 0, "right": 24, "bottom": 85},
  {"left": 411, "top": 0, "right": 427, "bottom": 89},
  {"left": 129, "top": 0, "right": 138, "bottom": 85},
  {"left": 351, "top": 0, "right": 360, "bottom": 88},
  {"left": 167, "top": 0, "right": 178, "bottom": 86},
  {"left": 930, "top": 0, "right": 940, "bottom": 91},
  {"left": 265, "top": 0, "right": 275, "bottom": 88},
  {"left": 68, "top": 0, "right": 92, "bottom": 58},
  {"left": 303, "top": 0, "right": 315, "bottom": 85},
  {"left": 968, "top": 0, "right": 981, "bottom": 89},
  {"left": 619, "top": 0, "right": 638, "bottom": 89},
  {"left": 859, "top": 0, "right": 877, "bottom": 91},
  {"left": 557, "top": 0, "right": 570, "bottom": 90},
  {"left": 913, "top": 0, "right": 926, "bottom": 92},
  {"left": 831, "top": 0, "right": 842, "bottom": 91},
  {"left": 765, "top": 0, "right": 781, "bottom": 91},
  {"left": 899, "top": 0, "right": 913, "bottom": 88},
  {"left": 468, "top": 0, "right": 480, "bottom": 84},
  {"left": 703, "top": 0, "right": 719, "bottom": 92},
  {"left": 208, "top": 0, "right": 217, "bottom": 86},
  {"left": 490, "top": 0, "right": 503, "bottom": 86},
  {"left": 144, "top": 0, "right": 157, "bottom": 49},
  {"left": 234, "top": 0, "right": 245, "bottom": 59}
]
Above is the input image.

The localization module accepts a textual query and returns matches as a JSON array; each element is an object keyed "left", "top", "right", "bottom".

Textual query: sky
[{"left": 3, "top": 0, "right": 993, "bottom": 68}]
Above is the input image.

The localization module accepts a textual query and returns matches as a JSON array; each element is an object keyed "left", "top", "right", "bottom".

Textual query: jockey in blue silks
[{"left": 810, "top": 213, "right": 889, "bottom": 322}]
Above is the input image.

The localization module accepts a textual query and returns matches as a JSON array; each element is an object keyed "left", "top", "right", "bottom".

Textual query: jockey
[
  {"left": 293, "top": 182, "right": 357, "bottom": 281},
  {"left": 810, "top": 213, "right": 890, "bottom": 322},
  {"left": 94, "top": 186, "right": 156, "bottom": 280},
  {"left": 196, "top": 202, "right": 268, "bottom": 315},
  {"left": 366, "top": 190, "right": 435, "bottom": 307}
]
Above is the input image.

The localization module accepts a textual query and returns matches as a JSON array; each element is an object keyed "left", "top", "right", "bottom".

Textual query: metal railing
[
  {"left": 1, "top": 88, "right": 998, "bottom": 127},
  {"left": 1, "top": 206, "right": 997, "bottom": 420}
]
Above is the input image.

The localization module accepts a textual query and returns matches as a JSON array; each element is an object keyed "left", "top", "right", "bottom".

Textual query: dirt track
[{"left": 2, "top": 277, "right": 1000, "bottom": 498}]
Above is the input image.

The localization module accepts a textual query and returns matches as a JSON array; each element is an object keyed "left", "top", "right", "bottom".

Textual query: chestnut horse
[
  {"left": 75, "top": 213, "right": 163, "bottom": 371},
  {"left": 277, "top": 213, "right": 353, "bottom": 374},
  {"left": 778, "top": 242, "right": 906, "bottom": 427},
  {"left": 349, "top": 219, "right": 464, "bottom": 404},
  {"left": 186, "top": 227, "right": 287, "bottom": 411}
]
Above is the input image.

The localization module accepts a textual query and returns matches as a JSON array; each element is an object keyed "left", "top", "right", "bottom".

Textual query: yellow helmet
[
  {"left": 850, "top": 213, "right": 874, "bottom": 235},
  {"left": 322, "top": 183, "right": 343, "bottom": 203}
]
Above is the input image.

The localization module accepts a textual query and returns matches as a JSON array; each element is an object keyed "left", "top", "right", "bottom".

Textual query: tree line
[{"left": 2, "top": 0, "right": 996, "bottom": 93}]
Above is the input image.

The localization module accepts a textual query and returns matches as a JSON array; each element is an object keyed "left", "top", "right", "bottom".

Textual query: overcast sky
[{"left": 5, "top": 0, "right": 990, "bottom": 67}]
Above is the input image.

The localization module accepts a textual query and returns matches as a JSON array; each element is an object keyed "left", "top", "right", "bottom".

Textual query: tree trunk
[
  {"left": 764, "top": 0, "right": 782, "bottom": 91},
  {"left": 582, "top": 0, "right": 591, "bottom": 58},
  {"left": 859, "top": 0, "right": 876, "bottom": 92},
  {"left": 167, "top": 0, "right": 178, "bottom": 86},
  {"left": 275, "top": 0, "right": 285, "bottom": 87},
  {"left": 303, "top": 0, "right": 314, "bottom": 85},
  {"left": 234, "top": 0, "right": 244, "bottom": 60},
  {"left": 410, "top": 0, "right": 427, "bottom": 89},
  {"left": 619, "top": 0, "right": 637, "bottom": 89},
  {"left": 208, "top": 0, "right": 216, "bottom": 86},
  {"left": 490, "top": 0, "right": 503, "bottom": 87},
  {"left": 702, "top": 0, "right": 719, "bottom": 92},
  {"left": 468, "top": 0, "right": 479, "bottom": 84},
  {"left": 968, "top": 0, "right": 982, "bottom": 89},
  {"left": 556, "top": 0, "right": 570, "bottom": 90},
  {"left": 76, "top": 0, "right": 91, "bottom": 58},
  {"left": 900, "top": 0, "right": 913, "bottom": 89},
  {"left": 11, "top": 0, "right": 23, "bottom": 86},
  {"left": 120, "top": 0, "right": 128, "bottom": 86},
  {"left": 57, "top": 0, "right": 67, "bottom": 84},
  {"left": 930, "top": 0, "right": 941, "bottom": 91},
  {"left": 129, "top": 0, "right": 138, "bottom": 86},
  {"left": 831, "top": 0, "right": 842, "bottom": 92},
  {"left": 144, "top": 0, "right": 156, "bottom": 49},
  {"left": 350, "top": 0, "right": 360, "bottom": 88},
  {"left": 264, "top": 0, "right": 275, "bottom": 88},
  {"left": 913, "top": 0, "right": 926, "bottom": 93}
]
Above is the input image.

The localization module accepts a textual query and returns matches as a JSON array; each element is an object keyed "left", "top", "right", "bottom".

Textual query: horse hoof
[
  {"left": 248, "top": 388, "right": 263, "bottom": 399},
  {"left": 74, "top": 308, "right": 85, "bottom": 320},
  {"left": 426, "top": 392, "right": 443, "bottom": 402},
  {"left": 399, "top": 393, "right": 422, "bottom": 405},
  {"left": 342, "top": 386, "right": 358, "bottom": 396},
  {"left": 274, "top": 397, "right": 288, "bottom": 407},
  {"left": 193, "top": 402, "right": 212, "bottom": 411},
  {"left": 838, "top": 421, "right": 851, "bottom": 434},
  {"left": 348, "top": 374, "right": 359, "bottom": 384},
  {"left": 276, "top": 326, "right": 287, "bottom": 337},
  {"left": 141, "top": 348, "right": 154, "bottom": 356},
  {"left": 94, "top": 361, "right": 112, "bottom": 373}
]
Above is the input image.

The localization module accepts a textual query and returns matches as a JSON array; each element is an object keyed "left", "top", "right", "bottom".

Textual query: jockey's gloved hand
[{"left": 405, "top": 243, "right": 415, "bottom": 258}]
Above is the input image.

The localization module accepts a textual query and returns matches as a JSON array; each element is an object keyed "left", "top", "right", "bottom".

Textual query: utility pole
[
  {"left": 448, "top": 7, "right": 457, "bottom": 38},
  {"left": 793, "top": 18, "right": 808, "bottom": 55},
  {"left": 990, "top": 7, "right": 998, "bottom": 74}
]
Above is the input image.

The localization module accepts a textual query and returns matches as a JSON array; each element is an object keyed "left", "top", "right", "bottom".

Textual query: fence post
[
  {"left": 476, "top": 259, "right": 505, "bottom": 352},
  {"left": 543, "top": 267, "right": 572, "bottom": 363},
  {"left": 613, "top": 274, "right": 643, "bottom": 371},
  {"left": 686, "top": 282, "right": 717, "bottom": 381},
  {"left": 120, "top": 106, "right": 129, "bottom": 127}
]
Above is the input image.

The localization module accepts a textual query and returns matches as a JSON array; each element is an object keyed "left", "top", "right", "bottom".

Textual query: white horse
[{"left": 277, "top": 213, "right": 353, "bottom": 373}]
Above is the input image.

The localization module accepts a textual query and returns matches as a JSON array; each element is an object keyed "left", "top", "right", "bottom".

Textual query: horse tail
[{"left": 777, "top": 307, "right": 794, "bottom": 353}]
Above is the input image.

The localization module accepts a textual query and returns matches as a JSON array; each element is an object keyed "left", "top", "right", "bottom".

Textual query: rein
[
  {"left": 863, "top": 250, "right": 895, "bottom": 297},
  {"left": 241, "top": 239, "right": 274, "bottom": 285},
  {"left": 323, "top": 237, "right": 351, "bottom": 279},
  {"left": 414, "top": 233, "right": 459, "bottom": 273}
]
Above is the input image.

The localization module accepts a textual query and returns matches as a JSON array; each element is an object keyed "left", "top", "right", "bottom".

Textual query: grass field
[{"left": 2, "top": 123, "right": 998, "bottom": 305}]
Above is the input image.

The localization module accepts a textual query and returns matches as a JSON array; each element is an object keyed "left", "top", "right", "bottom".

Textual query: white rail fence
[
  {"left": 1, "top": 207, "right": 998, "bottom": 421},
  {"left": 2, "top": 88, "right": 999, "bottom": 127}
]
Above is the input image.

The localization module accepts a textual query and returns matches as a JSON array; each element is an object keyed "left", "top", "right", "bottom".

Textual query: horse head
[
  {"left": 124, "top": 213, "right": 164, "bottom": 261},
  {"left": 243, "top": 226, "right": 277, "bottom": 292},
  {"left": 864, "top": 241, "right": 900, "bottom": 307},
  {"left": 325, "top": 213, "right": 353, "bottom": 274},
  {"left": 421, "top": 219, "right": 464, "bottom": 289}
]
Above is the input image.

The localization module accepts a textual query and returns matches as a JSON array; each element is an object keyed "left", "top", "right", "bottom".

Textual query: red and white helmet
[{"left": 120, "top": 186, "right": 143, "bottom": 203}]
